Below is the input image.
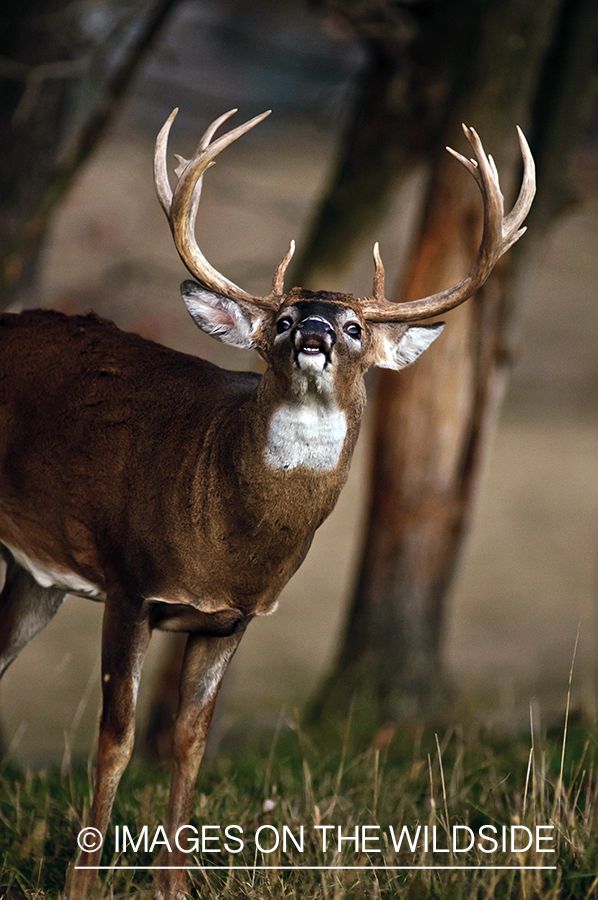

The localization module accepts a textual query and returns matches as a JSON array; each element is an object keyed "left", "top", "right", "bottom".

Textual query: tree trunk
[
  {"left": 0, "top": 0, "right": 177, "bottom": 310},
  {"left": 307, "top": 0, "right": 575, "bottom": 735},
  {"left": 291, "top": 0, "right": 481, "bottom": 287}
]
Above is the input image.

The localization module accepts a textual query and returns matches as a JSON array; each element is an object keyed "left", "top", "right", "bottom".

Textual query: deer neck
[
  {"left": 191, "top": 363, "right": 366, "bottom": 542},
  {"left": 178, "top": 363, "right": 364, "bottom": 611},
  {"left": 259, "top": 362, "right": 351, "bottom": 473},
  {"left": 256, "top": 362, "right": 364, "bottom": 476}
]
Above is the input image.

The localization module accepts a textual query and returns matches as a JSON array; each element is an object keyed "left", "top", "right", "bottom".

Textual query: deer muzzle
[{"left": 293, "top": 316, "right": 336, "bottom": 366}]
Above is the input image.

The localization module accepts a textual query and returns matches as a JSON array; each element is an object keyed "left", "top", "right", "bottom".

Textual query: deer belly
[
  {"left": 2, "top": 542, "right": 105, "bottom": 600},
  {"left": 265, "top": 401, "right": 347, "bottom": 472},
  {"left": 148, "top": 601, "right": 251, "bottom": 636}
]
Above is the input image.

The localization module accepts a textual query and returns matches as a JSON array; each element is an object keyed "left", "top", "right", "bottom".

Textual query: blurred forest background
[{"left": 0, "top": 0, "right": 597, "bottom": 764}]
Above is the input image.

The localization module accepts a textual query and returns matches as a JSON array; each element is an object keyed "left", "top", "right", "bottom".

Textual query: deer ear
[
  {"left": 372, "top": 322, "right": 445, "bottom": 370},
  {"left": 181, "top": 280, "right": 266, "bottom": 350}
]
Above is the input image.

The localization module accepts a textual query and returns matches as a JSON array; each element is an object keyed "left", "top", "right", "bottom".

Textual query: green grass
[{"left": 1, "top": 718, "right": 597, "bottom": 899}]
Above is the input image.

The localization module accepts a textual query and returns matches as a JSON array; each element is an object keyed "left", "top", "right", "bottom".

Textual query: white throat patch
[{"left": 265, "top": 398, "right": 347, "bottom": 472}]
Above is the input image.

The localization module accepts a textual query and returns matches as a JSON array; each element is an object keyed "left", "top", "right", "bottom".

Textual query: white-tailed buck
[{"left": 0, "top": 107, "right": 534, "bottom": 898}]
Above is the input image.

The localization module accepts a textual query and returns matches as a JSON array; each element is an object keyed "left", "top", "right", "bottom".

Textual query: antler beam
[
  {"left": 155, "top": 108, "right": 294, "bottom": 311},
  {"left": 360, "top": 125, "right": 536, "bottom": 323}
]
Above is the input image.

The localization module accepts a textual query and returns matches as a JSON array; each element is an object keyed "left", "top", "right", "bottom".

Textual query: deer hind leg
[
  {"left": 0, "top": 548, "right": 66, "bottom": 679},
  {"left": 153, "top": 626, "right": 247, "bottom": 899},
  {"left": 65, "top": 594, "right": 151, "bottom": 900},
  {"left": 144, "top": 632, "right": 186, "bottom": 761}
]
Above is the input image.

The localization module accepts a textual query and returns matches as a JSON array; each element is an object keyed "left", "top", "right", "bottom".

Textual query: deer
[{"left": 0, "top": 105, "right": 535, "bottom": 899}]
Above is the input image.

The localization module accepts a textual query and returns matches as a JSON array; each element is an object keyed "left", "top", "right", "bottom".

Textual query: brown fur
[
  {"left": 0, "top": 307, "right": 361, "bottom": 608},
  {"left": 0, "top": 297, "right": 440, "bottom": 899}
]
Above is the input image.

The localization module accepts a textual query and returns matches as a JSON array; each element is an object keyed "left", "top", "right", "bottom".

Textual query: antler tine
[
  {"left": 181, "top": 109, "right": 240, "bottom": 236},
  {"left": 372, "top": 242, "right": 385, "bottom": 300},
  {"left": 270, "top": 240, "right": 295, "bottom": 297},
  {"left": 359, "top": 126, "right": 535, "bottom": 323},
  {"left": 155, "top": 108, "right": 240, "bottom": 220},
  {"left": 198, "top": 108, "right": 239, "bottom": 152},
  {"left": 155, "top": 107, "right": 282, "bottom": 310},
  {"left": 503, "top": 126, "right": 536, "bottom": 242},
  {"left": 154, "top": 107, "right": 179, "bottom": 216}
]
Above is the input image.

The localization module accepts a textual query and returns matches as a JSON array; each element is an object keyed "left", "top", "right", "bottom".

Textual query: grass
[{"left": 1, "top": 713, "right": 597, "bottom": 899}]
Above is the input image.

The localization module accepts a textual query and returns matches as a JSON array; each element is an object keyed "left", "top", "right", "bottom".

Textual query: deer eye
[
  {"left": 276, "top": 316, "right": 293, "bottom": 334},
  {"left": 344, "top": 322, "right": 362, "bottom": 340}
]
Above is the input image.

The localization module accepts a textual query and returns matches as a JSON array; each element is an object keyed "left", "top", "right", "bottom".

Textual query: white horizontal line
[{"left": 76, "top": 865, "right": 558, "bottom": 871}]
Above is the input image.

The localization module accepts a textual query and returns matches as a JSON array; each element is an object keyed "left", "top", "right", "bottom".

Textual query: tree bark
[
  {"left": 306, "top": 0, "right": 578, "bottom": 734},
  {"left": 292, "top": 0, "right": 481, "bottom": 287},
  {"left": 0, "top": 0, "right": 177, "bottom": 310}
]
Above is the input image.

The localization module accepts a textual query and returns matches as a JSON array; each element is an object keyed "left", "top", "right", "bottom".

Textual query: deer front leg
[
  {"left": 65, "top": 596, "right": 151, "bottom": 900},
  {"left": 0, "top": 553, "right": 65, "bottom": 678},
  {"left": 153, "top": 626, "right": 246, "bottom": 900}
]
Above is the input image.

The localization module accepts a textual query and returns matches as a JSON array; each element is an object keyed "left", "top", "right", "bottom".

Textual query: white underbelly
[{"left": 2, "top": 542, "right": 105, "bottom": 600}]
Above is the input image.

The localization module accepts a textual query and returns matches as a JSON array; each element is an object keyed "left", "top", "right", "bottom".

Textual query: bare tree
[
  {"left": 0, "top": 0, "right": 177, "bottom": 310},
  {"left": 304, "top": 0, "right": 598, "bottom": 734}
]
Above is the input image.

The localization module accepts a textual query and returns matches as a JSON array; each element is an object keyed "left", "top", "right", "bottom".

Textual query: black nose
[{"left": 293, "top": 316, "right": 336, "bottom": 355}]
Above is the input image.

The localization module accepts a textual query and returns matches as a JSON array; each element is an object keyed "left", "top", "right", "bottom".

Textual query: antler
[
  {"left": 360, "top": 125, "right": 536, "bottom": 322},
  {"left": 155, "top": 108, "right": 295, "bottom": 311}
]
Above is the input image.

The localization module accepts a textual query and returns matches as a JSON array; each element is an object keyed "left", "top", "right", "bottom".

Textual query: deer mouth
[{"left": 293, "top": 316, "right": 336, "bottom": 370}]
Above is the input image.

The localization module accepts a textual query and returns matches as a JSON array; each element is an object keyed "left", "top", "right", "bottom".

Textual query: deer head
[{"left": 155, "top": 108, "right": 535, "bottom": 387}]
